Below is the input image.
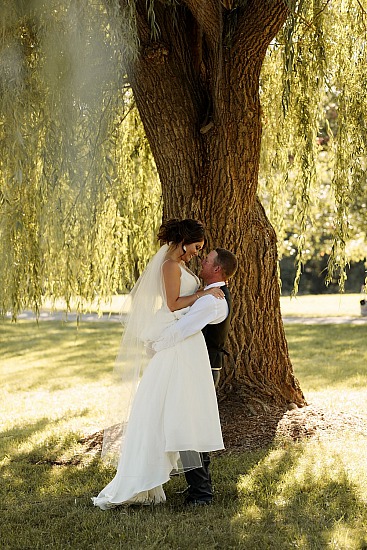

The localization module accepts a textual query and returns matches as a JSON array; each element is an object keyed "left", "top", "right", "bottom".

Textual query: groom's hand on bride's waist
[
  {"left": 151, "top": 324, "right": 178, "bottom": 353},
  {"left": 144, "top": 342, "right": 156, "bottom": 357}
]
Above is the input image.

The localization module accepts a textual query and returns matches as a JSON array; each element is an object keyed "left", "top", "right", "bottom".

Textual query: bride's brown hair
[{"left": 157, "top": 219, "right": 206, "bottom": 247}]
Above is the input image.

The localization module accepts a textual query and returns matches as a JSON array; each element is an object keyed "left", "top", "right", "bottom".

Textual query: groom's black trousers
[
  {"left": 184, "top": 452, "right": 212, "bottom": 502},
  {"left": 184, "top": 286, "right": 231, "bottom": 503}
]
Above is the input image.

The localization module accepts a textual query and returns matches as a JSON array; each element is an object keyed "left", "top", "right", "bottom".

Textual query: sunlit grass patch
[
  {"left": 234, "top": 437, "right": 367, "bottom": 549},
  {"left": 285, "top": 324, "right": 367, "bottom": 393},
  {"left": 2, "top": 320, "right": 367, "bottom": 548},
  {"left": 1, "top": 320, "right": 121, "bottom": 427},
  {"left": 1, "top": 319, "right": 122, "bottom": 502},
  {"left": 280, "top": 294, "right": 363, "bottom": 317},
  {"left": 2, "top": 320, "right": 121, "bottom": 389},
  {"left": 41, "top": 294, "right": 126, "bottom": 315}
]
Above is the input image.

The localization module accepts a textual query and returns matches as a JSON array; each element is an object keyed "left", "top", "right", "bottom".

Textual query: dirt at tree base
[
  {"left": 218, "top": 398, "right": 367, "bottom": 454},
  {"left": 74, "top": 399, "right": 367, "bottom": 465}
]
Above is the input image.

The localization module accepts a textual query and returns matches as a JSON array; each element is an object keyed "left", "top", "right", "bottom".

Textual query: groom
[{"left": 153, "top": 247, "right": 238, "bottom": 506}]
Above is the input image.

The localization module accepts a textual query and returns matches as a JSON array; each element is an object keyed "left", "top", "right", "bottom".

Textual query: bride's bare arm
[{"left": 162, "top": 260, "right": 224, "bottom": 312}]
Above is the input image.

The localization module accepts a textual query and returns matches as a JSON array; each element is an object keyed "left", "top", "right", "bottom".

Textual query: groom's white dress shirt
[{"left": 152, "top": 282, "right": 229, "bottom": 352}]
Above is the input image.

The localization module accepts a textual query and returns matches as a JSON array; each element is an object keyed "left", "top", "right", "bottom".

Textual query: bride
[{"left": 93, "top": 219, "right": 224, "bottom": 509}]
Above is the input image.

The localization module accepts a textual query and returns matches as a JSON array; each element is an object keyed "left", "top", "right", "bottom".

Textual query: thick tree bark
[{"left": 123, "top": 0, "right": 306, "bottom": 409}]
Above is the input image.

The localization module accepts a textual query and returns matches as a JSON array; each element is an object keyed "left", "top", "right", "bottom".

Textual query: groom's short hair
[{"left": 214, "top": 248, "right": 238, "bottom": 279}]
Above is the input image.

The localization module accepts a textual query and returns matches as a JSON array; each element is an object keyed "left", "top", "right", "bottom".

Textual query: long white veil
[
  {"left": 101, "top": 244, "right": 168, "bottom": 464},
  {"left": 101, "top": 244, "right": 202, "bottom": 472}
]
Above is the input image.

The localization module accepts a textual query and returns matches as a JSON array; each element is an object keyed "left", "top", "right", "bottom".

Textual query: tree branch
[
  {"left": 233, "top": 0, "right": 288, "bottom": 61},
  {"left": 181, "top": 0, "right": 222, "bottom": 46}
]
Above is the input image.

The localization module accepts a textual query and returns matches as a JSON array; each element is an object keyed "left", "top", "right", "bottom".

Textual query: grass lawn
[
  {"left": 42, "top": 292, "right": 366, "bottom": 318},
  {"left": 280, "top": 293, "right": 364, "bottom": 317},
  {"left": 1, "top": 317, "right": 367, "bottom": 549}
]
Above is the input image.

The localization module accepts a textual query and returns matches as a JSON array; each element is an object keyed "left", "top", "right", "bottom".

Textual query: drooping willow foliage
[
  {"left": 0, "top": 0, "right": 161, "bottom": 317},
  {"left": 259, "top": 0, "right": 367, "bottom": 292},
  {"left": 1, "top": 0, "right": 367, "bottom": 317}
]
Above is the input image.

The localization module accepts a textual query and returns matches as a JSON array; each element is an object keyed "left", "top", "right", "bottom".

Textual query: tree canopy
[
  {"left": 1, "top": 0, "right": 366, "bottom": 319},
  {"left": 259, "top": 0, "right": 367, "bottom": 290},
  {"left": 0, "top": 1, "right": 160, "bottom": 317}
]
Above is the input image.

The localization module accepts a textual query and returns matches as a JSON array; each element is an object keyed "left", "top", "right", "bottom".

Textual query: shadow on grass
[
  {"left": 2, "top": 321, "right": 367, "bottom": 548},
  {"left": 2, "top": 437, "right": 367, "bottom": 549},
  {"left": 1, "top": 321, "right": 122, "bottom": 390},
  {"left": 231, "top": 445, "right": 367, "bottom": 549},
  {"left": 1, "top": 415, "right": 92, "bottom": 466}
]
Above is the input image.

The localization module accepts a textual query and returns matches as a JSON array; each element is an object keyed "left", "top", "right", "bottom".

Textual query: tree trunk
[{"left": 124, "top": 0, "right": 306, "bottom": 409}]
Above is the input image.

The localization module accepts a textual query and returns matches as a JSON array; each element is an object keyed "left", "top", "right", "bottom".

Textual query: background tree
[
  {"left": 1, "top": 0, "right": 367, "bottom": 413},
  {"left": 259, "top": 7, "right": 367, "bottom": 292},
  {"left": 260, "top": 96, "right": 366, "bottom": 295}
]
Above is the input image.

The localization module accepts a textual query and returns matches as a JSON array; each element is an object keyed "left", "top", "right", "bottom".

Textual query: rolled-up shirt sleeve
[{"left": 152, "top": 295, "right": 228, "bottom": 352}]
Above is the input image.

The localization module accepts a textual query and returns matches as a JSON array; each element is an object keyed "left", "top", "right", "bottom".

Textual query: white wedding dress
[{"left": 93, "top": 265, "right": 224, "bottom": 509}]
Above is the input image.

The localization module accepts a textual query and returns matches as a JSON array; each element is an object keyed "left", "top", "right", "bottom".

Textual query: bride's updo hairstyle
[{"left": 157, "top": 218, "right": 206, "bottom": 247}]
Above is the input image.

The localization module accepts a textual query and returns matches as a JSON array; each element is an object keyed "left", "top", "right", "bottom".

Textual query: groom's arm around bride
[
  {"left": 153, "top": 248, "right": 237, "bottom": 388},
  {"left": 153, "top": 247, "right": 238, "bottom": 506}
]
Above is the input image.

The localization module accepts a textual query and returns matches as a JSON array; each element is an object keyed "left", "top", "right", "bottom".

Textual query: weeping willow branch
[
  {"left": 260, "top": 0, "right": 367, "bottom": 293},
  {"left": 1, "top": 0, "right": 367, "bottom": 316},
  {"left": 0, "top": 0, "right": 161, "bottom": 318}
]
